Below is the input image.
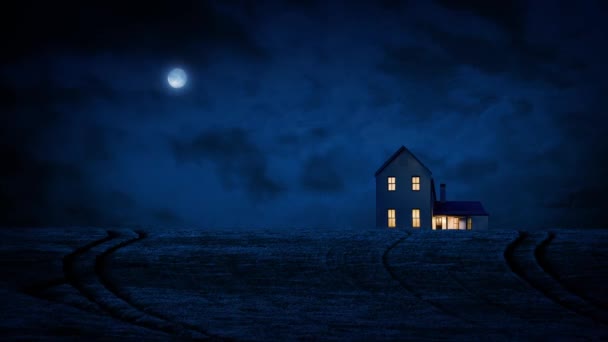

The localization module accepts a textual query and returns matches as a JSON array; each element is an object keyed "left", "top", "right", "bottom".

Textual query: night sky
[{"left": 2, "top": 0, "right": 607, "bottom": 230}]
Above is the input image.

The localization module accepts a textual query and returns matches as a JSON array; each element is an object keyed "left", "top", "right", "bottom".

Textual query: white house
[{"left": 375, "top": 146, "right": 489, "bottom": 230}]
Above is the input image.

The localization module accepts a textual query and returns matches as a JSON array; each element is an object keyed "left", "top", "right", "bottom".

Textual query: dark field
[{"left": 1, "top": 228, "right": 607, "bottom": 341}]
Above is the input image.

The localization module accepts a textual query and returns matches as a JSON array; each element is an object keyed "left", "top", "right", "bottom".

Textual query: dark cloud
[
  {"left": 276, "top": 126, "right": 331, "bottom": 146},
  {"left": 1, "top": 0, "right": 268, "bottom": 63},
  {"left": 1, "top": 75, "right": 136, "bottom": 227},
  {"left": 379, "top": 0, "right": 410, "bottom": 11},
  {"left": 552, "top": 110, "right": 603, "bottom": 144},
  {"left": 301, "top": 78, "right": 324, "bottom": 112},
  {"left": 511, "top": 98, "right": 534, "bottom": 117},
  {"left": 366, "top": 82, "right": 395, "bottom": 109},
  {"left": 60, "top": 190, "right": 136, "bottom": 227},
  {"left": 3, "top": 73, "right": 117, "bottom": 110},
  {"left": 0, "top": 153, "right": 131, "bottom": 227},
  {"left": 379, "top": 44, "right": 457, "bottom": 86},
  {"left": 309, "top": 127, "right": 329, "bottom": 139},
  {"left": 82, "top": 124, "right": 123, "bottom": 162},
  {"left": 283, "top": 0, "right": 322, "bottom": 11},
  {"left": 380, "top": 19, "right": 574, "bottom": 94},
  {"left": 423, "top": 25, "right": 571, "bottom": 88},
  {"left": 62, "top": 204, "right": 107, "bottom": 227},
  {"left": 0, "top": 156, "right": 76, "bottom": 226},
  {"left": 1, "top": 0, "right": 606, "bottom": 230},
  {"left": 151, "top": 208, "right": 184, "bottom": 226},
  {"left": 300, "top": 152, "right": 345, "bottom": 193},
  {"left": 550, "top": 186, "right": 608, "bottom": 210},
  {"left": 434, "top": 0, "right": 527, "bottom": 40},
  {"left": 106, "top": 191, "right": 137, "bottom": 210},
  {"left": 369, "top": 67, "right": 502, "bottom": 123},
  {"left": 444, "top": 157, "right": 499, "bottom": 183},
  {"left": 171, "top": 127, "right": 285, "bottom": 201}
]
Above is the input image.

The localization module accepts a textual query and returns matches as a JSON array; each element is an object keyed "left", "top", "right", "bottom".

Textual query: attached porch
[
  {"left": 432, "top": 216, "right": 472, "bottom": 230},
  {"left": 433, "top": 200, "right": 489, "bottom": 231}
]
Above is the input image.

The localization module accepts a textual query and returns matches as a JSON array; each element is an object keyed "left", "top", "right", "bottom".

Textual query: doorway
[{"left": 435, "top": 216, "right": 443, "bottom": 230}]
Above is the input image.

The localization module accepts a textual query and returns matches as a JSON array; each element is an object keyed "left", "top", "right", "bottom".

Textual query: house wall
[
  {"left": 472, "top": 216, "right": 489, "bottom": 230},
  {"left": 376, "top": 151, "right": 433, "bottom": 229}
]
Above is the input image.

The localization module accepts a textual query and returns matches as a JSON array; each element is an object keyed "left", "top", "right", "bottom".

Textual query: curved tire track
[
  {"left": 504, "top": 231, "right": 608, "bottom": 326},
  {"left": 96, "top": 230, "right": 227, "bottom": 341},
  {"left": 63, "top": 230, "right": 225, "bottom": 340},
  {"left": 381, "top": 233, "right": 479, "bottom": 327},
  {"left": 535, "top": 231, "right": 608, "bottom": 312},
  {"left": 25, "top": 233, "right": 115, "bottom": 299}
]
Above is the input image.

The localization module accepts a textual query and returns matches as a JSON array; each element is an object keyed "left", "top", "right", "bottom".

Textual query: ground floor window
[
  {"left": 433, "top": 216, "right": 473, "bottom": 230},
  {"left": 388, "top": 209, "right": 396, "bottom": 228},
  {"left": 412, "top": 209, "right": 420, "bottom": 228},
  {"left": 448, "top": 216, "right": 459, "bottom": 229}
]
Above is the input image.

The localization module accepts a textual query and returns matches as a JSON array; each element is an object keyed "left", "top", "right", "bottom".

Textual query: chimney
[{"left": 440, "top": 183, "right": 446, "bottom": 203}]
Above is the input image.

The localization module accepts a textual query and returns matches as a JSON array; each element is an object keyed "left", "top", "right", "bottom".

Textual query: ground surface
[{"left": 1, "top": 227, "right": 607, "bottom": 341}]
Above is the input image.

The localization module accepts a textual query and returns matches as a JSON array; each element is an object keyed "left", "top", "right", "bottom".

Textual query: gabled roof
[
  {"left": 434, "top": 201, "right": 489, "bottom": 216},
  {"left": 374, "top": 145, "right": 433, "bottom": 177}
]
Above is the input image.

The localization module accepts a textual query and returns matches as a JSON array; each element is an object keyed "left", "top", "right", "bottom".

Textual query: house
[{"left": 375, "top": 146, "right": 489, "bottom": 230}]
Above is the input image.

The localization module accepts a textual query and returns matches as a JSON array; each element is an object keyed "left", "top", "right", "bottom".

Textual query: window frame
[
  {"left": 387, "top": 176, "right": 396, "bottom": 191},
  {"left": 388, "top": 209, "right": 396, "bottom": 228},
  {"left": 412, "top": 176, "right": 420, "bottom": 191},
  {"left": 412, "top": 208, "right": 420, "bottom": 228}
]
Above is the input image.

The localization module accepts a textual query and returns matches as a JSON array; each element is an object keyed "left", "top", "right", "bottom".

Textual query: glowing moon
[{"left": 167, "top": 68, "right": 187, "bottom": 89}]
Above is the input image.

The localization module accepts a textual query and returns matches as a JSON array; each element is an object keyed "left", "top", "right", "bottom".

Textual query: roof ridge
[{"left": 374, "top": 145, "right": 432, "bottom": 177}]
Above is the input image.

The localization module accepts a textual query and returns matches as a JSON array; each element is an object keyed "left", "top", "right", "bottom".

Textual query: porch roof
[{"left": 434, "top": 201, "right": 489, "bottom": 216}]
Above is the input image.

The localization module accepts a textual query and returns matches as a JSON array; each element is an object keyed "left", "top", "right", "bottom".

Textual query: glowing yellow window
[
  {"left": 412, "top": 176, "right": 420, "bottom": 191},
  {"left": 388, "top": 177, "right": 396, "bottom": 191},
  {"left": 412, "top": 209, "right": 420, "bottom": 228},
  {"left": 388, "top": 209, "right": 396, "bottom": 228},
  {"left": 467, "top": 217, "right": 472, "bottom": 230}
]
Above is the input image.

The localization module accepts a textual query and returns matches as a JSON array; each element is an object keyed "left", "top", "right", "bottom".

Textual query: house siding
[
  {"left": 375, "top": 150, "right": 432, "bottom": 229},
  {"left": 471, "top": 216, "right": 489, "bottom": 230}
]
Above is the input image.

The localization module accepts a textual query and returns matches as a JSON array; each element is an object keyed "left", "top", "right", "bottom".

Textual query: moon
[{"left": 167, "top": 68, "right": 187, "bottom": 89}]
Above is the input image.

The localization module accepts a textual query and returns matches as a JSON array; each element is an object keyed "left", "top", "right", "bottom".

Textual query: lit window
[
  {"left": 448, "top": 217, "right": 459, "bottom": 229},
  {"left": 412, "top": 176, "right": 420, "bottom": 191},
  {"left": 435, "top": 216, "right": 443, "bottom": 230},
  {"left": 412, "top": 209, "right": 420, "bottom": 228},
  {"left": 388, "top": 209, "right": 396, "bottom": 228},
  {"left": 467, "top": 217, "right": 472, "bottom": 230},
  {"left": 388, "top": 177, "right": 396, "bottom": 191}
]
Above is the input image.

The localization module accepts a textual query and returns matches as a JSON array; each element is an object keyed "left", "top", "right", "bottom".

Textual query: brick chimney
[{"left": 440, "top": 183, "right": 446, "bottom": 203}]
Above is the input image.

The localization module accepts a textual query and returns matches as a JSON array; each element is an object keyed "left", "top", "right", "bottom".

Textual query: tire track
[
  {"left": 96, "top": 230, "right": 228, "bottom": 341},
  {"left": 20, "top": 233, "right": 118, "bottom": 315},
  {"left": 381, "top": 232, "right": 479, "bottom": 327},
  {"left": 26, "top": 233, "right": 116, "bottom": 298},
  {"left": 60, "top": 231, "right": 120, "bottom": 313},
  {"left": 63, "top": 229, "right": 225, "bottom": 340},
  {"left": 535, "top": 231, "right": 608, "bottom": 312},
  {"left": 534, "top": 232, "right": 608, "bottom": 321},
  {"left": 504, "top": 231, "right": 608, "bottom": 326},
  {"left": 22, "top": 277, "right": 104, "bottom": 315}
]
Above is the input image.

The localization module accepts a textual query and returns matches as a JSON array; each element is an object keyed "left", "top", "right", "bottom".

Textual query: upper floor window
[
  {"left": 412, "top": 176, "right": 420, "bottom": 191},
  {"left": 388, "top": 177, "right": 396, "bottom": 191}
]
